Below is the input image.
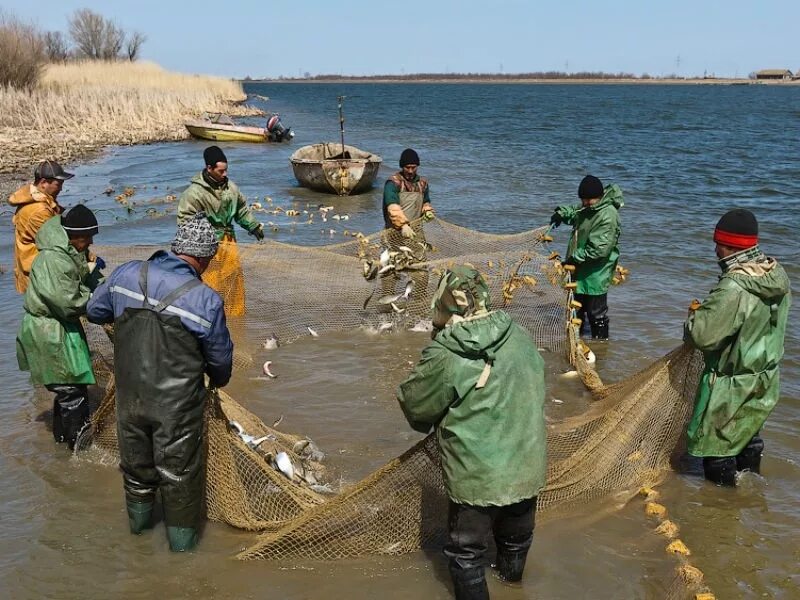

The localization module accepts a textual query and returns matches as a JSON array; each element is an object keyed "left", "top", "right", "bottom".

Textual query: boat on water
[
  {"left": 290, "top": 143, "right": 383, "bottom": 196},
  {"left": 185, "top": 112, "right": 294, "bottom": 143}
]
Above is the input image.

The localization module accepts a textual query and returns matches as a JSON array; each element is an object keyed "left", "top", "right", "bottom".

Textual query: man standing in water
[
  {"left": 16, "top": 205, "right": 103, "bottom": 450},
  {"left": 8, "top": 160, "right": 73, "bottom": 293},
  {"left": 684, "top": 209, "right": 790, "bottom": 487},
  {"left": 381, "top": 149, "right": 435, "bottom": 314},
  {"left": 87, "top": 213, "right": 233, "bottom": 551},
  {"left": 397, "top": 266, "right": 547, "bottom": 599},
  {"left": 550, "top": 175, "right": 624, "bottom": 339},
  {"left": 177, "top": 145, "right": 264, "bottom": 315},
  {"left": 382, "top": 148, "right": 434, "bottom": 237}
]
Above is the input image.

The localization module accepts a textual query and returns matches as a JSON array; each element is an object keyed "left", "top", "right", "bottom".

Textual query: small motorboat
[
  {"left": 185, "top": 112, "right": 294, "bottom": 143},
  {"left": 290, "top": 143, "right": 382, "bottom": 195}
]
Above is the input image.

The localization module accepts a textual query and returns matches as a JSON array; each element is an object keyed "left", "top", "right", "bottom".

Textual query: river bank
[{"left": 0, "top": 61, "right": 261, "bottom": 177}]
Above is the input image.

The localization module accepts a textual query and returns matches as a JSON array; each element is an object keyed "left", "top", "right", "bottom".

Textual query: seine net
[{"left": 79, "top": 215, "right": 704, "bottom": 599}]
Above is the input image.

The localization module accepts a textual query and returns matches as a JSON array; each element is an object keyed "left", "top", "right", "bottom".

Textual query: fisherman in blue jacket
[{"left": 87, "top": 212, "right": 233, "bottom": 552}]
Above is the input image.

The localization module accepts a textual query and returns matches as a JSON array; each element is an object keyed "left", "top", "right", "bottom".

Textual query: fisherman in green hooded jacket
[
  {"left": 684, "top": 209, "right": 791, "bottom": 487},
  {"left": 177, "top": 146, "right": 264, "bottom": 315},
  {"left": 550, "top": 175, "right": 623, "bottom": 339},
  {"left": 177, "top": 145, "right": 264, "bottom": 242},
  {"left": 397, "top": 266, "right": 547, "bottom": 600},
  {"left": 16, "top": 205, "right": 104, "bottom": 450}
]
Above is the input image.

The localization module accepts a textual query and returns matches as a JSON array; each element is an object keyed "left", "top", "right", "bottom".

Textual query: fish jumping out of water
[
  {"left": 307, "top": 326, "right": 319, "bottom": 338},
  {"left": 377, "top": 280, "right": 414, "bottom": 307},
  {"left": 262, "top": 333, "right": 280, "bottom": 350},
  {"left": 262, "top": 361, "right": 277, "bottom": 378}
]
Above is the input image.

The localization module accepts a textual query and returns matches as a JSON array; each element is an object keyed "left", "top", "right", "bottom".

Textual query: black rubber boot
[
  {"left": 703, "top": 456, "right": 737, "bottom": 487},
  {"left": 167, "top": 526, "right": 198, "bottom": 552},
  {"left": 590, "top": 317, "right": 609, "bottom": 340},
  {"left": 495, "top": 550, "right": 528, "bottom": 583},
  {"left": 450, "top": 566, "right": 490, "bottom": 600},
  {"left": 736, "top": 436, "right": 764, "bottom": 474},
  {"left": 127, "top": 500, "right": 154, "bottom": 534}
]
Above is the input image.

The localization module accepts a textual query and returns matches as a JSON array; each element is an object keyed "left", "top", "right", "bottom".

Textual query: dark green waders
[{"left": 114, "top": 263, "right": 208, "bottom": 551}]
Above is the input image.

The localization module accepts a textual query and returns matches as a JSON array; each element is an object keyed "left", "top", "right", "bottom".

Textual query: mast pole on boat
[{"left": 337, "top": 95, "right": 346, "bottom": 155}]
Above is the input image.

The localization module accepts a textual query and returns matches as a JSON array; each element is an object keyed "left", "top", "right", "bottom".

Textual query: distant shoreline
[{"left": 246, "top": 77, "right": 799, "bottom": 86}]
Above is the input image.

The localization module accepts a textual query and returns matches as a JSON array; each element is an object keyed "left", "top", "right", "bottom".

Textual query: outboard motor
[{"left": 266, "top": 114, "right": 294, "bottom": 142}]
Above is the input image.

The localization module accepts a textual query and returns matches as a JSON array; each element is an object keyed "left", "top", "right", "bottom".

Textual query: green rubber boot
[
  {"left": 126, "top": 501, "right": 154, "bottom": 535},
  {"left": 167, "top": 526, "right": 198, "bottom": 552}
]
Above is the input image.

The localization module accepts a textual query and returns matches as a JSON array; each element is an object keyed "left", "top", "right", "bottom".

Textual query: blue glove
[{"left": 94, "top": 256, "right": 107, "bottom": 271}]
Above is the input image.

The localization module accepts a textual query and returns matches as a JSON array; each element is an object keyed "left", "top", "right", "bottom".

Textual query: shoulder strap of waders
[{"left": 138, "top": 261, "right": 204, "bottom": 314}]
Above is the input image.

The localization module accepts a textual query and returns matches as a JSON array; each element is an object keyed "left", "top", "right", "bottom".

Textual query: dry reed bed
[{"left": 0, "top": 61, "right": 261, "bottom": 173}]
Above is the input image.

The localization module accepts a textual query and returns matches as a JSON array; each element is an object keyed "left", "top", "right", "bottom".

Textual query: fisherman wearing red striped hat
[{"left": 684, "top": 209, "right": 791, "bottom": 487}]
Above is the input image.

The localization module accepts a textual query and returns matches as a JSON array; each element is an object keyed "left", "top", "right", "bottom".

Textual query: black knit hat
[
  {"left": 578, "top": 175, "right": 604, "bottom": 199},
  {"left": 203, "top": 145, "right": 228, "bottom": 167},
  {"left": 399, "top": 148, "right": 420, "bottom": 167},
  {"left": 714, "top": 209, "right": 758, "bottom": 249},
  {"left": 61, "top": 205, "right": 98, "bottom": 237}
]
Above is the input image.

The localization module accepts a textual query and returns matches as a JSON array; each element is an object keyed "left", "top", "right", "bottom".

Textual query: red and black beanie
[{"left": 713, "top": 209, "right": 758, "bottom": 249}]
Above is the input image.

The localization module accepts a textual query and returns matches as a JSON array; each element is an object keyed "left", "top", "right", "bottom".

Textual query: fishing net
[{"left": 78, "top": 216, "right": 703, "bottom": 590}]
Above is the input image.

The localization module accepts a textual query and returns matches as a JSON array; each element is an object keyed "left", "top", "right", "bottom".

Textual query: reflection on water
[{"left": 1, "top": 83, "right": 798, "bottom": 599}]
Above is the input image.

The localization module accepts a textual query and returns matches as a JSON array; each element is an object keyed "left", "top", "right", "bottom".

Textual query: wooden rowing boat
[{"left": 290, "top": 143, "right": 383, "bottom": 196}]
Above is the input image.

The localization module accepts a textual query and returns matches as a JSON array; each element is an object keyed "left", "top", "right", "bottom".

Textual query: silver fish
[
  {"left": 262, "top": 361, "right": 277, "bottom": 378},
  {"left": 379, "top": 248, "right": 391, "bottom": 267},
  {"left": 273, "top": 451, "right": 295, "bottom": 480},
  {"left": 262, "top": 333, "right": 280, "bottom": 350},
  {"left": 229, "top": 420, "right": 275, "bottom": 449},
  {"left": 307, "top": 326, "right": 319, "bottom": 338}
]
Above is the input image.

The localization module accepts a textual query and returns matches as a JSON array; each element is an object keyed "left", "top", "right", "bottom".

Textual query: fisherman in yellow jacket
[{"left": 8, "top": 161, "right": 73, "bottom": 293}]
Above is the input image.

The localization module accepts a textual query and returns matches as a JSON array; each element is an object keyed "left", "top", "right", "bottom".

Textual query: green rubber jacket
[
  {"left": 177, "top": 173, "right": 259, "bottom": 241},
  {"left": 684, "top": 255, "right": 791, "bottom": 457},
  {"left": 556, "top": 184, "right": 624, "bottom": 295},
  {"left": 16, "top": 216, "right": 102, "bottom": 385},
  {"left": 397, "top": 311, "right": 547, "bottom": 506}
]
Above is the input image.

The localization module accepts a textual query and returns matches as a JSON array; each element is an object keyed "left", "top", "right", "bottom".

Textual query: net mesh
[{"left": 78, "top": 216, "right": 704, "bottom": 598}]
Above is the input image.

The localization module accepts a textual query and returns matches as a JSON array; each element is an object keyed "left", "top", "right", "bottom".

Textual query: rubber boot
[
  {"left": 450, "top": 566, "right": 489, "bottom": 600},
  {"left": 126, "top": 500, "right": 154, "bottom": 534},
  {"left": 703, "top": 456, "right": 737, "bottom": 487},
  {"left": 495, "top": 550, "right": 528, "bottom": 583},
  {"left": 167, "top": 526, "right": 198, "bottom": 552},
  {"left": 736, "top": 436, "right": 764, "bottom": 474},
  {"left": 590, "top": 317, "right": 609, "bottom": 340}
]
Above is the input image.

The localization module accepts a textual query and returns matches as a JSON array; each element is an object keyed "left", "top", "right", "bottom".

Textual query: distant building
[{"left": 755, "top": 69, "right": 793, "bottom": 81}]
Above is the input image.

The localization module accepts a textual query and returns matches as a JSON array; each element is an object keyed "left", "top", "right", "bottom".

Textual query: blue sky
[{"left": 6, "top": 0, "right": 799, "bottom": 78}]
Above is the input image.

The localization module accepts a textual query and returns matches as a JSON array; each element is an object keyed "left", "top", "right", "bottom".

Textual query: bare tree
[
  {"left": 99, "top": 20, "right": 124, "bottom": 60},
  {"left": 0, "top": 11, "right": 46, "bottom": 89},
  {"left": 43, "top": 31, "right": 69, "bottom": 62},
  {"left": 68, "top": 8, "right": 125, "bottom": 60},
  {"left": 69, "top": 8, "right": 104, "bottom": 59},
  {"left": 125, "top": 31, "right": 146, "bottom": 61}
]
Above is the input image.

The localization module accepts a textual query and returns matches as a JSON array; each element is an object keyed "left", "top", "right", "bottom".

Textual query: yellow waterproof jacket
[{"left": 8, "top": 184, "right": 63, "bottom": 293}]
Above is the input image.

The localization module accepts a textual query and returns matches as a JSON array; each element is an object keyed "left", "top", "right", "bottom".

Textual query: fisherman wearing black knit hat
[
  {"left": 16, "top": 205, "right": 104, "bottom": 450},
  {"left": 550, "top": 175, "right": 625, "bottom": 339},
  {"left": 381, "top": 148, "right": 435, "bottom": 313},
  {"left": 176, "top": 145, "right": 264, "bottom": 316},
  {"left": 684, "top": 209, "right": 791, "bottom": 487}
]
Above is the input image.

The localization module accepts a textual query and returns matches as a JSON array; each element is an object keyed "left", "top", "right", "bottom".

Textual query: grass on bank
[{"left": 0, "top": 61, "right": 260, "bottom": 174}]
